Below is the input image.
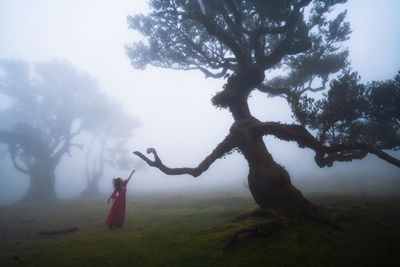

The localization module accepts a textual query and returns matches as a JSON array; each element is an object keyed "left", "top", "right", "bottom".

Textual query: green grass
[{"left": 1, "top": 192, "right": 399, "bottom": 267}]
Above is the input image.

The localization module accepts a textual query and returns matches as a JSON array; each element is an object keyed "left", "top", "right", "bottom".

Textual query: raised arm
[{"left": 126, "top": 170, "right": 135, "bottom": 182}]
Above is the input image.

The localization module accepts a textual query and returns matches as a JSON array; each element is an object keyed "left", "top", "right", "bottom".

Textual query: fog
[{"left": 0, "top": 0, "right": 399, "bottom": 205}]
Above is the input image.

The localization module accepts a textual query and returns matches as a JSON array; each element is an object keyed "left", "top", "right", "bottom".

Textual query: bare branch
[
  {"left": 133, "top": 134, "right": 236, "bottom": 177},
  {"left": 314, "top": 150, "right": 368, "bottom": 167},
  {"left": 256, "top": 84, "right": 294, "bottom": 98},
  {"left": 256, "top": 78, "right": 328, "bottom": 99},
  {"left": 192, "top": 10, "right": 247, "bottom": 67}
]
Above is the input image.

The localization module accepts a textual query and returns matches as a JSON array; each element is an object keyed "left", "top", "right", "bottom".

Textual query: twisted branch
[
  {"left": 253, "top": 122, "right": 400, "bottom": 168},
  {"left": 133, "top": 134, "right": 236, "bottom": 177}
]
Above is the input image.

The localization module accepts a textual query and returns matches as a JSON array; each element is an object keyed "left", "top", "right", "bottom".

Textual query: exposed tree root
[
  {"left": 20, "top": 219, "right": 35, "bottom": 224},
  {"left": 38, "top": 227, "right": 79, "bottom": 236},
  {"left": 223, "top": 204, "right": 342, "bottom": 250},
  {"left": 223, "top": 220, "right": 283, "bottom": 250}
]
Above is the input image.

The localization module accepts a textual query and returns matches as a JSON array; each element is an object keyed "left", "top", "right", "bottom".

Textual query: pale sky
[{"left": 0, "top": 0, "right": 399, "bottom": 202}]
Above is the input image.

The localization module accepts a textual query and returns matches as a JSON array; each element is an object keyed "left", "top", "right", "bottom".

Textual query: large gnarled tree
[
  {"left": 0, "top": 59, "right": 136, "bottom": 202},
  {"left": 126, "top": 0, "right": 400, "bottom": 217}
]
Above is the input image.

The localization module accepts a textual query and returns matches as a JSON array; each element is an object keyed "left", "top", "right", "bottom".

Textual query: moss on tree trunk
[{"left": 232, "top": 119, "right": 320, "bottom": 219}]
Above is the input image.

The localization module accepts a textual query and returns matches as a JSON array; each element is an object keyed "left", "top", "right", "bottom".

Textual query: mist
[{"left": 1, "top": 0, "right": 400, "bottom": 205}]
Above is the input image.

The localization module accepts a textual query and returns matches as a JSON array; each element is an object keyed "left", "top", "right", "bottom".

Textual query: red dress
[{"left": 106, "top": 179, "right": 129, "bottom": 228}]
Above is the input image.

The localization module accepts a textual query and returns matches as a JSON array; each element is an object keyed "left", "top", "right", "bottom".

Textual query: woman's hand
[{"left": 107, "top": 198, "right": 111, "bottom": 204}]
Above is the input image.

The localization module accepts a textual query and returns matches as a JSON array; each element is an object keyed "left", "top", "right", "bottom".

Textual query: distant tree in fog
[
  {"left": 125, "top": 0, "right": 400, "bottom": 219},
  {"left": 80, "top": 97, "right": 140, "bottom": 197},
  {"left": 0, "top": 59, "right": 139, "bottom": 202}
]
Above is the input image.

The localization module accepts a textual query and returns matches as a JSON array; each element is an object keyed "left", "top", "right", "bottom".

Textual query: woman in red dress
[{"left": 106, "top": 170, "right": 135, "bottom": 228}]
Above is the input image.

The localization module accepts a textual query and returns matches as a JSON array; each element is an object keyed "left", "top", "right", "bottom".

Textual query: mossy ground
[{"left": 1, "top": 192, "right": 399, "bottom": 266}]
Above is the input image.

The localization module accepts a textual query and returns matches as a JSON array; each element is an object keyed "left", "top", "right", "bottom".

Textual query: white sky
[{"left": 0, "top": 0, "right": 399, "bottom": 202}]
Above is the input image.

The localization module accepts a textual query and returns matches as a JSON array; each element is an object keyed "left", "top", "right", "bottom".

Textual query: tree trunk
[
  {"left": 80, "top": 173, "right": 102, "bottom": 198},
  {"left": 232, "top": 119, "right": 318, "bottom": 217},
  {"left": 20, "top": 160, "right": 57, "bottom": 202}
]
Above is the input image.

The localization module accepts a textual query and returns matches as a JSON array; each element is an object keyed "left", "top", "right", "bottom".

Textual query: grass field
[{"left": 1, "top": 191, "right": 399, "bottom": 266}]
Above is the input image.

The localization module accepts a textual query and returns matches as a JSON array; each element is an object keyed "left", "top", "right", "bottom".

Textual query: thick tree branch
[
  {"left": 133, "top": 134, "right": 236, "bottom": 177},
  {"left": 50, "top": 135, "right": 83, "bottom": 165},
  {"left": 49, "top": 122, "right": 83, "bottom": 153},
  {"left": 256, "top": 84, "right": 294, "bottom": 98},
  {"left": 251, "top": 23, "right": 289, "bottom": 64},
  {"left": 314, "top": 150, "right": 368, "bottom": 167},
  {"left": 195, "top": 60, "right": 233, "bottom": 79},
  {"left": 314, "top": 143, "right": 400, "bottom": 168},
  {"left": 8, "top": 147, "right": 29, "bottom": 174},
  {"left": 256, "top": 80, "right": 328, "bottom": 98},
  {"left": 0, "top": 131, "right": 29, "bottom": 174},
  {"left": 192, "top": 10, "right": 247, "bottom": 67},
  {"left": 257, "top": 1, "right": 312, "bottom": 69},
  {"left": 205, "top": 0, "right": 242, "bottom": 40},
  {"left": 253, "top": 122, "right": 400, "bottom": 168}
]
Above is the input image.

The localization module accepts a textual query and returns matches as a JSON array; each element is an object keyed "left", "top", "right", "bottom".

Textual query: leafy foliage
[
  {"left": 291, "top": 71, "right": 400, "bottom": 150},
  {"left": 127, "top": 0, "right": 350, "bottom": 92}
]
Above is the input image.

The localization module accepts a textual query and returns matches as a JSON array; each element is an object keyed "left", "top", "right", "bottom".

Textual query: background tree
[
  {"left": 80, "top": 97, "right": 141, "bottom": 197},
  {"left": 126, "top": 0, "right": 400, "bottom": 218},
  {"left": 0, "top": 59, "right": 138, "bottom": 202}
]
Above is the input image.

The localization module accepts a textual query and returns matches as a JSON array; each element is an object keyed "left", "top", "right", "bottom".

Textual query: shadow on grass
[{"left": 1, "top": 192, "right": 399, "bottom": 266}]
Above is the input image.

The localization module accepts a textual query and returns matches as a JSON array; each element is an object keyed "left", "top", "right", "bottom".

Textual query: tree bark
[{"left": 231, "top": 119, "right": 317, "bottom": 217}]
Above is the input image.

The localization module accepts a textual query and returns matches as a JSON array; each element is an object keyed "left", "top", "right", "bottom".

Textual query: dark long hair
[{"left": 112, "top": 178, "right": 123, "bottom": 190}]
